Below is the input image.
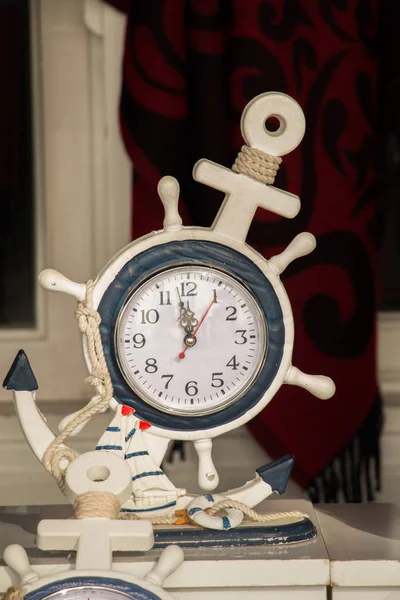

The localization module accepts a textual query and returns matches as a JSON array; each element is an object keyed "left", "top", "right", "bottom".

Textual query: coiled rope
[
  {"left": 43, "top": 280, "right": 113, "bottom": 490},
  {"left": 232, "top": 144, "right": 282, "bottom": 184}
]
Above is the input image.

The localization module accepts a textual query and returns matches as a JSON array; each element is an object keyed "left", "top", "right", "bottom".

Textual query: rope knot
[
  {"left": 76, "top": 303, "right": 102, "bottom": 333},
  {"left": 2, "top": 587, "right": 26, "bottom": 600},
  {"left": 232, "top": 145, "right": 282, "bottom": 185},
  {"left": 74, "top": 491, "right": 121, "bottom": 519}
]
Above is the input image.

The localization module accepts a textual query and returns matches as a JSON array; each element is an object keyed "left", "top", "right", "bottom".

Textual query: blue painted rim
[
  {"left": 153, "top": 517, "right": 317, "bottom": 548},
  {"left": 25, "top": 576, "right": 162, "bottom": 600},
  {"left": 98, "top": 240, "right": 285, "bottom": 431}
]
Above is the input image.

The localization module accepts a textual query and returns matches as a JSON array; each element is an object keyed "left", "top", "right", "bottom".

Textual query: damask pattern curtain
[{"left": 113, "top": 0, "right": 381, "bottom": 501}]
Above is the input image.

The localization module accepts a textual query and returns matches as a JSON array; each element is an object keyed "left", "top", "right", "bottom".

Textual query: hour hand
[
  {"left": 176, "top": 288, "right": 198, "bottom": 334},
  {"left": 180, "top": 303, "right": 198, "bottom": 334}
]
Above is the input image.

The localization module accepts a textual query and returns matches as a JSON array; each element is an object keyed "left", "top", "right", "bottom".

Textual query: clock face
[
  {"left": 37, "top": 584, "right": 161, "bottom": 600},
  {"left": 115, "top": 265, "right": 267, "bottom": 416}
]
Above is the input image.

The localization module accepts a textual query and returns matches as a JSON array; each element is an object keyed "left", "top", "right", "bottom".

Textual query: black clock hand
[
  {"left": 178, "top": 294, "right": 216, "bottom": 359},
  {"left": 176, "top": 287, "right": 198, "bottom": 334}
]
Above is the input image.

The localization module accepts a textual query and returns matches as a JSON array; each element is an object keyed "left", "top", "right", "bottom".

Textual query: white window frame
[
  {"left": 0, "top": 0, "right": 131, "bottom": 402},
  {"left": 379, "top": 314, "right": 400, "bottom": 397}
]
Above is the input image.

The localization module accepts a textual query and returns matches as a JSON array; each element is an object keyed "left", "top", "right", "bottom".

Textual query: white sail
[
  {"left": 123, "top": 419, "right": 177, "bottom": 493},
  {"left": 95, "top": 409, "right": 125, "bottom": 458},
  {"left": 95, "top": 406, "right": 184, "bottom": 516}
]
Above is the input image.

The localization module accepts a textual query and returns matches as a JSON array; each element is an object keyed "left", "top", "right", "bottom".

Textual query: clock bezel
[
  {"left": 98, "top": 239, "right": 286, "bottom": 433},
  {"left": 113, "top": 263, "right": 268, "bottom": 417},
  {"left": 24, "top": 574, "right": 169, "bottom": 600}
]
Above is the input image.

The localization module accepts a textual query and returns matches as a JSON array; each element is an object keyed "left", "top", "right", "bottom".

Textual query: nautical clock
[{"left": 3, "top": 92, "right": 335, "bottom": 549}]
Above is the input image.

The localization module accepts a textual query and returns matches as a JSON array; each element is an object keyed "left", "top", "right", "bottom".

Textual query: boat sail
[{"left": 95, "top": 405, "right": 185, "bottom": 516}]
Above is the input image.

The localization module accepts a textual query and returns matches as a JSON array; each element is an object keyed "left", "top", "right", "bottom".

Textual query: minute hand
[{"left": 178, "top": 296, "right": 216, "bottom": 360}]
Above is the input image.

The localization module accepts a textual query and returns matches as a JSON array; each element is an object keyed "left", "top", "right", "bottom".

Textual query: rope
[
  {"left": 2, "top": 588, "right": 25, "bottom": 600},
  {"left": 119, "top": 512, "right": 177, "bottom": 525},
  {"left": 74, "top": 492, "right": 120, "bottom": 520},
  {"left": 43, "top": 280, "right": 114, "bottom": 491},
  {"left": 121, "top": 503, "right": 308, "bottom": 527},
  {"left": 207, "top": 499, "right": 308, "bottom": 523},
  {"left": 232, "top": 145, "right": 282, "bottom": 184}
]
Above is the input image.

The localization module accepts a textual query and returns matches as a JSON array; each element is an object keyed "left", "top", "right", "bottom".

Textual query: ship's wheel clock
[
  {"left": 3, "top": 92, "right": 335, "bottom": 558},
  {"left": 2, "top": 543, "right": 183, "bottom": 600}
]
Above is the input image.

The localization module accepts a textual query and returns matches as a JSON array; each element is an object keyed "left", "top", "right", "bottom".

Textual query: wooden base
[{"left": 153, "top": 517, "right": 317, "bottom": 548}]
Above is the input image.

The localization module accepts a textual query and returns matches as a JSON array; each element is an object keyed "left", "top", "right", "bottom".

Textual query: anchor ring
[{"left": 187, "top": 494, "right": 244, "bottom": 530}]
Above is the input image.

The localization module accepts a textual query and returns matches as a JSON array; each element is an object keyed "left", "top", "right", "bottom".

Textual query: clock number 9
[
  {"left": 132, "top": 333, "right": 146, "bottom": 348},
  {"left": 185, "top": 381, "right": 198, "bottom": 396}
]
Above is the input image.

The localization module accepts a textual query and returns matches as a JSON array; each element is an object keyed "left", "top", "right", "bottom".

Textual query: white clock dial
[
  {"left": 115, "top": 265, "right": 267, "bottom": 416},
  {"left": 41, "top": 585, "right": 158, "bottom": 600}
]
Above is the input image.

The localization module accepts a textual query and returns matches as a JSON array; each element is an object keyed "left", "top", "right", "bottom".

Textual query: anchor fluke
[
  {"left": 3, "top": 350, "right": 38, "bottom": 391},
  {"left": 256, "top": 454, "right": 294, "bottom": 496},
  {"left": 3, "top": 351, "right": 60, "bottom": 465}
]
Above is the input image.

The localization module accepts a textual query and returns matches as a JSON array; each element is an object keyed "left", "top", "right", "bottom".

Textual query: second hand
[{"left": 178, "top": 295, "right": 216, "bottom": 359}]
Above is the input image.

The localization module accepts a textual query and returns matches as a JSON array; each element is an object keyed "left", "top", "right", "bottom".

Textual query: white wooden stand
[
  {"left": 2, "top": 500, "right": 400, "bottom": 598},
  {"left": 0, "top": 500, "right": 328, "bottom": 599},
  {"left": 317, "top": 503, "right": 400, "bottom": 599}
]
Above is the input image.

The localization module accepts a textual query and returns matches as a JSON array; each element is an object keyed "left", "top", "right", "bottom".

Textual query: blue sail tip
[
  {"left": 3, "top": 350, "right": 38, "bottom": 391},
  {"left": 256, "top": 454, "right": 294, "bottom": 495}
]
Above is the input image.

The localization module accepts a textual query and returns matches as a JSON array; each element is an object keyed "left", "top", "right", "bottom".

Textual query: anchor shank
[
  {"left": 212, "top": 193, "right": 258, "bottom": 244},
  {"left": 194, "top": 160, "right": 300, "bottom": 243},
  {"left": 75, "top": 521, "right": 112, "bottom": 571}
]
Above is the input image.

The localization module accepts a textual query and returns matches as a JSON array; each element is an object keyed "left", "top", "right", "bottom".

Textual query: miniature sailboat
[{"left": 96, "top": 406, "right": 186, "bottom": 515}]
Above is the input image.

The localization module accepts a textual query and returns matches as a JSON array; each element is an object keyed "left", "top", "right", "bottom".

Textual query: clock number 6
[
  {"left": 185, "top": 381, "right": 198, "bottom": 396},
  {"left": 235, "top": 330, "right": 248, "bottom": 344}
]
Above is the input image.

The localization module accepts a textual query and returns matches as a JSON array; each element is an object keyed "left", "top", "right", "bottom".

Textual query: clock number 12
[{"left": 180, "top": 282, "right": 197, "bottom": 297}]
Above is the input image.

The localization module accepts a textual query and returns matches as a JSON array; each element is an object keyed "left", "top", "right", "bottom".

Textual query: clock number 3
[{"left": 235, "top": 330, "right": 248, "bottom": 344}]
